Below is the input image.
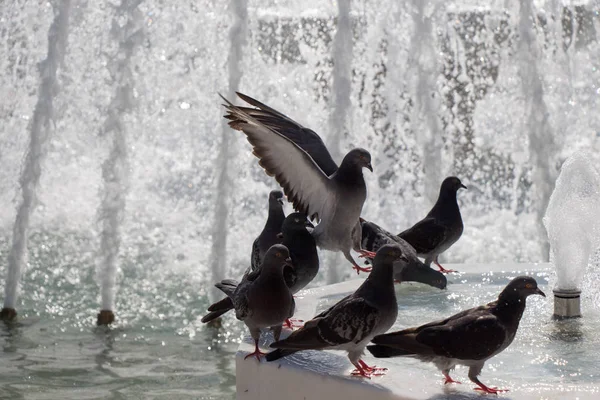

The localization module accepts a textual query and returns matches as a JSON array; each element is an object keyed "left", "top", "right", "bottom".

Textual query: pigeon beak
[
  {"left": 366, "top": 162, "right": 373, "bottom": 172},
  {"left": 460, "top": 184, "right": 467, "bottom": 190},
  {"left": 304, "top": 220, "right": 315, "bottom": 233},
  {"left": 535, "top": 288, "right": 546, "bottom": 297}
]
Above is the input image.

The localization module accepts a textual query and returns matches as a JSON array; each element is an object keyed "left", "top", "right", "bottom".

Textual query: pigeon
[
  {"left": 265, "top": 244, "right": 403, "bottom": 378},
  {"left": 251, "top": 190, "right": 286, "bottom": 271},
  {"left": 201, "top": 190, "right": 285, "bottom": 324},
  {"left": 367, "top": 276, "right": 546, "bottom": 394},
  {"left": 201, "top": 212, "right": 317, "bottom": 326},
  {"left": 280, "top": 212, "right": 319, "bottom": 294},
  {"left": 398, "top": 176, "right": 467, "bottom": 274},
  {"left": 213, "top": 244, "right": 295, "bottom": 361},
  {"left": 360, "top": 218, "right": 447, "bottom": 289},
  {"left": 222, "top": 92, "right": 376, "bottom": 273}
]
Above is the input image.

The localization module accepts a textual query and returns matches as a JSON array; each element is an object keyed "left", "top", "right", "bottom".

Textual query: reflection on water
[{"left": 0, "top": 233, "right": 242, "bottom": 399}]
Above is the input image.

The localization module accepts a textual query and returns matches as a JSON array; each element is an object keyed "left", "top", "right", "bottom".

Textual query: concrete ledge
[{"left": 235, "top": 263, "right": 599, "bottom": 400}]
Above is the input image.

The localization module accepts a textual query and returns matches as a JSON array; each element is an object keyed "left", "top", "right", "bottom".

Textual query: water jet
[{"left": 544, "top": 150, "right": 600, "bottom": 320}]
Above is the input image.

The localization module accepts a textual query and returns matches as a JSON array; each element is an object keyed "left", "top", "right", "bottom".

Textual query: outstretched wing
[
  {"left": 222, "top": 95, "right": 332, "bottom": 221},
  {"left": 398, "top": 217, "right": 447, "bottom": 254},
  {"left": 233, "top": 92, "right": 339, "bottom": 176}
]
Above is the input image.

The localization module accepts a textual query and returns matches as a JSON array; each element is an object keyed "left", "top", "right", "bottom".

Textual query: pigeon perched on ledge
[
  {"left": 398, "top": 176, "right": 467, "bottom": 274},
  {"left": 251, "top": 190, "right": 285, "bottom": 271},
  {"left": 280, "top": 212, "right": 319, "bottom": 294},
  {"left": 360, "top": 218, "right": 447, "bottom": 289},
  {"left": 213, "top": 244, "right": 295, "bottom": 361},
  {"left": 222, "top": 92, "right": 376, "bottom": 273},
  {"left": 266, "top": 244, "right": 403, "bottom": 378},
  {"left": 367, "top": 276, "right": 545, "bottom": 393},
  {"left": 202, "top": 213, "right": 317, "bottom": 326}
]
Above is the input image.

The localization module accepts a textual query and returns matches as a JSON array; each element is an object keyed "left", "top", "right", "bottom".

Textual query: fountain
[
  {"left": 0, "top": 0, "right": 599, "bottom": 398},
  {"left": 1, "top": 0, "right": 72, "bottom": 321},
  {"left": 544, "top": 150, "right": 600, "bottom": 319}
]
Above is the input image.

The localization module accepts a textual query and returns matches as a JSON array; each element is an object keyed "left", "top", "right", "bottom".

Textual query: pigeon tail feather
[
  {"left": 201, "top": 308, "right": 230, "bottom": 323},
  {"left": 265, "top": 348, "right": 298, "bottom": 362},
  {"left": 367, "top": 344, "right": 415, "bottom": 358}
]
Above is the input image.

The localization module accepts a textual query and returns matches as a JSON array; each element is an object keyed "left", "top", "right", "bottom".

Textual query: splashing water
[
  {"left": 544, "top": 150, "right": 600, "bottom": 291},
  {"left": 96, "top": 1, "right": 145, "bottom": 312},
  {"left": 3, "top": 0, "right": 72, "bottom": 310}
]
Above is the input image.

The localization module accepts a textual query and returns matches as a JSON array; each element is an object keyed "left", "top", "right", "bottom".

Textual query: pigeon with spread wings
[{"left": 222, "top": 92, "right": 376, "bottom": 273}]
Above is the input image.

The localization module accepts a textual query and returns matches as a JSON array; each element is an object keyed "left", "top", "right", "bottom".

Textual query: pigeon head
[
  {"left": 441, "top": 176, "right": 467, "bottom": 193},
  {"left": 502, "top": 276, "right": 546, "bottom": 299},
  {"left": 263, "top": 244, "right": 293, "bottom": 270},
  {"left": 397, "top": 263, "right": 447, "bottom": 289},
  {"left": 281, "top": 212, "right": 314, "bottom": 235},
  {"left": 342, "top": 148, "right": 373, "bottom": 172},
  {"left": 269, "top": 190, "right": 285, "bottom": 207},
  {"left": 373, "top": 244, "right": 407, "bottom": 266}
]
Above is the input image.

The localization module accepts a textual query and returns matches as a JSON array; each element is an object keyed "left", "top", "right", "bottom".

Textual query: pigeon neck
[
  {"left": 266, "top": 207, "right": 285, "bottom": 231},
  {"left": 335, "top": 161, "right": 365, "bottom": 185},
  {"left": 494, "top": 292, "right": 527, "bottom": 324},
  {"left": 258, "top": 262, "right": 286, "bottom": 283},
  {"left": 361, "top": 260, "right": 395, "bottom": 297},
  {"left": 429, "top": 189, "right": 459, "bottom": 218}
]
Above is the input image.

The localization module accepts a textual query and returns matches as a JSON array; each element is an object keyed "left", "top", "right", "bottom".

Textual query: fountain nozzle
[
  {"left": 97, "top": 309, "right": 115, "bottom": 326},
  {"left": 0, "top": 307, "right": 17, "bottom": 321},
  {"left": 553, "top": 289, "right": 581, "bottom": 319}
]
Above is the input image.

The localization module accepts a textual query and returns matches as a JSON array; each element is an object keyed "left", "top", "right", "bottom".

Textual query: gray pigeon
[
  {"left": 280, "top": 212, "right": 319, "bottom": 294},
  {"left": 368, "top": 276, "right": 545, "bottom": 394},
  {"left": 265, "top": 244, "right": 403, "bottom": 378},
  {"left": 251, "top": 190, "right": 286, "bottom": 271},
  {"left": 201, "top": 213, "right": 317, "bottom": 326},
  {"left": 214, "top": 244, "right": 295, "bottom": 361},
  {"left": 398, "top": 177, "right": 467, "bottom": 274},
  {"left": 201, "top": 190, "right": 285, "bottom": 324},
  {"left": 222, "top": 92, "right": 376, "bottom": 273},
  {"left": 360, "top": 218, "right": 447, "bottom": 289}
]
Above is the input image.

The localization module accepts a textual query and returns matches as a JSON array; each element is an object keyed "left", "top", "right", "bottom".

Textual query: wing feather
[
  {"left": 234, "top": 92, "right": 338, "bottom": 176},
  {"left": 222, "top": 96, "right": 331, "bottom": 221}
]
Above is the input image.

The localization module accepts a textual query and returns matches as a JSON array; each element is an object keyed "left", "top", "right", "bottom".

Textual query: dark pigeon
[
  {"left": 222, "top": 92, "right": 376, "bottom": 274},
  {"left": 280, "top": 212, "right": 319, "bottom": 294},
  {"left": 215, "top": 244, "right": 295, "bottom": 361},
  {"left": 202, "top": 213, "right": 318, "bottom": 326},
  {"left": 251, "top": 190, "right": 286, "bottom": 271},
  {"left": 360, "top": 218, "right": 446, "bottom": 289},
  {"left": 202, "top": 190, "right": 285, "bottom": 324},
  {"left": 265, "top": 245, "right": 403, "bottom": 378},
  {"left": 398, "top": 177, "right": 467, "bottom": 274},
  {"left": 367, "top": 276, "right": 546, "bottom": 394}
]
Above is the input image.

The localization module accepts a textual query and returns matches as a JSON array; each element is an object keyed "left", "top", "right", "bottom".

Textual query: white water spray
[
  {"left": 408, "top": 0, "right": 443, "bottom": 204},
  {"left": 518, "top": 0, "right": 558, "bottom": 262},
  {"left": 97, "top": 0, "right": 144, "bottom": 314},
  {"left": 2, "top": 0, "right": 71, "bottom": 313},
  {"left": 326, "top": 0, "right": 353, "bottom": 284},
  {"left": 210, "top": 0, "right": 248, "bottom": 298}
]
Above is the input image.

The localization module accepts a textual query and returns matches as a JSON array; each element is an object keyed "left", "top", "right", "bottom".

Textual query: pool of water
[
  {"left": 313, "top": 268, "right": 600, "bottom": 397},
  {"left": 0, "top": 233, "right": 246, "bottom": 400}
]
